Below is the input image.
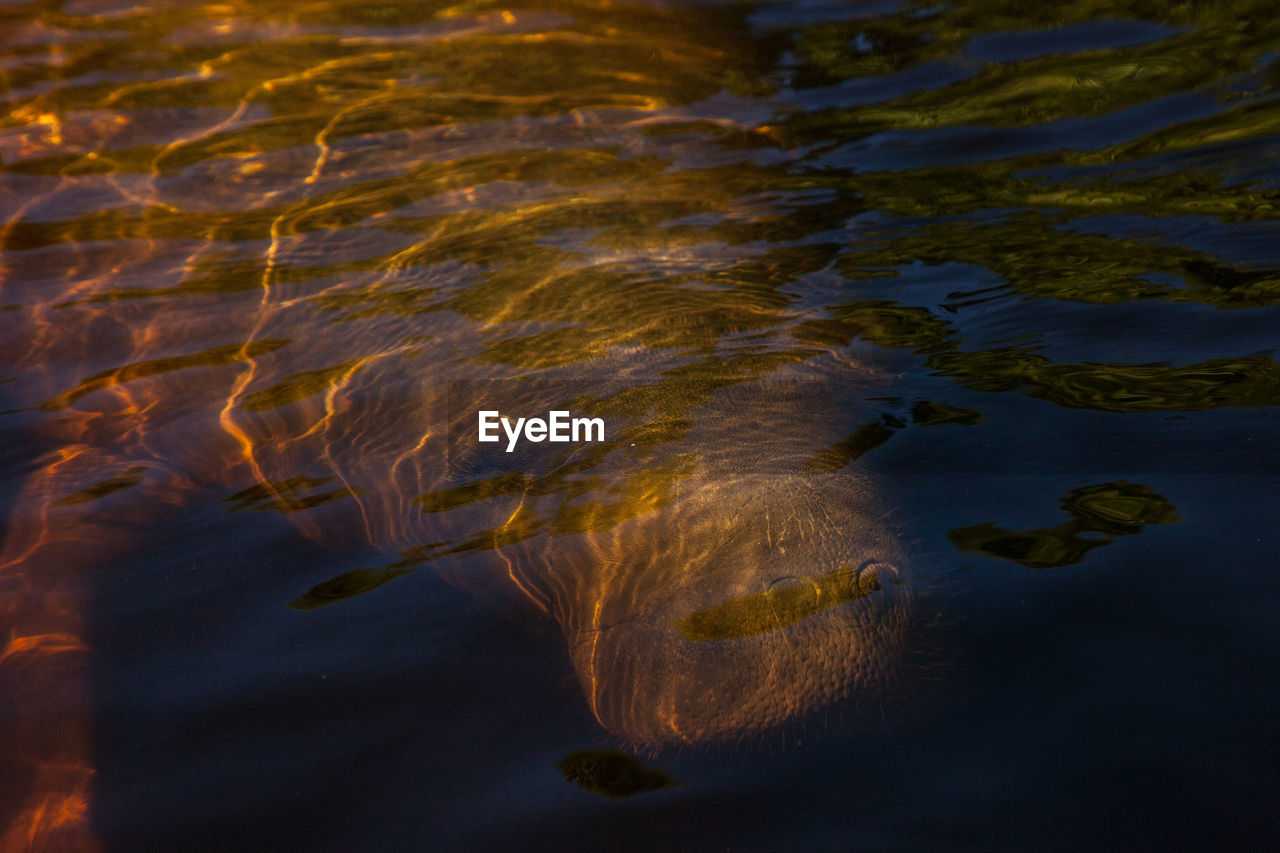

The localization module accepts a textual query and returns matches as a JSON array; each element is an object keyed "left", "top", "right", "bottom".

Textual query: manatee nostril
[{"left": 857, "top": 559, "right": 900, "bottom": 586}]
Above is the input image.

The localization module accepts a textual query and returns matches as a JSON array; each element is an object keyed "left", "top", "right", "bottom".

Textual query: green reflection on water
[
  {"left": 223, "top": 476, "right": 357, "bottom": 513},
  {"left": 41, "top": 340, "right": 292, "bottom": 412},
  {"left": 3, "top": 0, "right": 1272, "bottom": 574},
  {"left": 912, "top": 401, "right": 985, "bottom": 426},
  {"left": 800, "top": 417, "right": 901, "bottom": 474},
  {"left": 52, "top": 467, "right": 147, "bottom": 506},
  {"left": 239, "top": 360, "right": 366, "bottom": 411},
  {"left": 950, "top": 481, "right": 1181, "bottom": 569}
]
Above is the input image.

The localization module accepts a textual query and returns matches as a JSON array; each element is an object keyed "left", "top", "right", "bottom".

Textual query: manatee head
[{"left": 529, "top": 469, "right": 911, "bottom": 744}]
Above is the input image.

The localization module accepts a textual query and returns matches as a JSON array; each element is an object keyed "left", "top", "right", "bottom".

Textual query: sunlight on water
[{"left": 2, "top": 0, "right": 1279, "bottom": 847}]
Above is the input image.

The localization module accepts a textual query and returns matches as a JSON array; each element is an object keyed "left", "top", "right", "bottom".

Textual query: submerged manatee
[
  {"left": 254, "top": 370, "right": 914, "bottom": 744},
  {"left": 520, "top": 466, "right": 909, "bottom": 743},
  {"left": 5, "top": 321, "right": 913, "bottom": 754}
]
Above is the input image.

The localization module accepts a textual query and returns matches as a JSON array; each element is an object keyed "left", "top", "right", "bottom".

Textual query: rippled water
[{"left": 3, "top": 0, "right": 1279, "bottom": 849}]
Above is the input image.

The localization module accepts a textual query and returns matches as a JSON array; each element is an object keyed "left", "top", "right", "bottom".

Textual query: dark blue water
[{"left": 2, "top": 0, "right": 1279, "bottom": 849}]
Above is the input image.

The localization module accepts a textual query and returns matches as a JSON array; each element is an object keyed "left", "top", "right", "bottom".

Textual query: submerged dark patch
[{"left": 557, "top": 750, "right": 679, "bottom": 798}]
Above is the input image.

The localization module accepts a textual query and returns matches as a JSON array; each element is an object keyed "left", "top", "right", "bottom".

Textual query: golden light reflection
[
  {"left": 3, "top": 0, "right": 1276, "bottom": 838},
  {"left": 1, "top": 448, "right": 112, "bottom": 852}
]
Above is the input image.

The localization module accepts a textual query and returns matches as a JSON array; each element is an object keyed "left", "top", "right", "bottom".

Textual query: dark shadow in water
[
  {"left": 288, "top": 565, "right": 415, "bottom": 610},
  {"left": 52, "top": 467, "right": 148, "bottom": 505},
  {"left": 557, "top": 750, "right": 679, "bottom": 799}
]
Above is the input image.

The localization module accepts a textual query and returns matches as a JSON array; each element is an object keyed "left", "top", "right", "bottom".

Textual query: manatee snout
[{"left": 558, "top": 473, "right": 911, "bottom": 744}]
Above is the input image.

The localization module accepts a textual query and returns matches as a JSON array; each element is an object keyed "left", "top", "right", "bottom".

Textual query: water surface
[{"left": 2, "top": 0, "right": 1279, "bottom": 849}]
